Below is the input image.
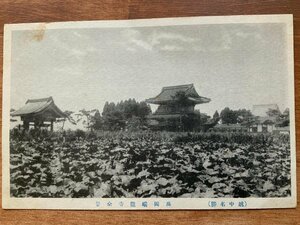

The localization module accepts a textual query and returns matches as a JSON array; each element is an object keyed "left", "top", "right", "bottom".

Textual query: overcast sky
[{"left": 11, "top": 22, "right": 289, "bottom": 116}]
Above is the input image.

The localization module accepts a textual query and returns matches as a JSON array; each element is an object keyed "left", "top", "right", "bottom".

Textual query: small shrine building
[{"left": 11, "top": 97, "right": 66, "bottom": 131}]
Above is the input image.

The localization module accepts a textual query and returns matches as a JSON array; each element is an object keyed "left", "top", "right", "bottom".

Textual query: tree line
[
  {"left": 65, "top": 99, "right": 152, "bottom": 131},
  {"left": 61, "top": 98, "right": 290, "bottom": 132},
  {"left": 218, "top": 107, "right": 289, "bottom": 127}
]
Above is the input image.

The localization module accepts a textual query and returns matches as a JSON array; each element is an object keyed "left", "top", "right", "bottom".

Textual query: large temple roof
[
  {"left": 11, "top": 97, "right": 66, "bottom": 118},
  {"left": 146, "top": 84, "right": 210, "bottom": 105}
]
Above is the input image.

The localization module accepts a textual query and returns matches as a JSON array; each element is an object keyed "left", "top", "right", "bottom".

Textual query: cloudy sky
[{"left": 10, "top": 22, "right": 290, "bottom": 116}]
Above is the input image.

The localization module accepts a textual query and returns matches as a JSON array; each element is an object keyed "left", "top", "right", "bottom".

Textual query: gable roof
[
  {"left": 252, "top": 104, "right": 280, "bottom": 117},
  {"left": 146, "top": 84, "right": 210, "bottom": 104},
  {"left": 11, "top": 97, "right": 66, "bottom": 118}
]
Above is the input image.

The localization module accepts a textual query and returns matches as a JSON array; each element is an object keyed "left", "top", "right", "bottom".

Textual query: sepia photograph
[{"left": 2, "top": 15, "right": 296, "bottom": 209}]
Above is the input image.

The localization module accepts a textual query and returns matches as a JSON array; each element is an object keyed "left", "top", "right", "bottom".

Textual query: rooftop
[
  {"left": 252, "top": 104, "right": 280, "bottom": 117},
  {"left": 11, "top": 97, "right": 66, "bottom": 118},
  {"left": 146, "top": 84, "right": 210, "bottom": 105}
]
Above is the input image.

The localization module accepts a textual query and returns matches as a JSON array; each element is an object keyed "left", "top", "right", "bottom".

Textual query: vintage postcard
[{"left": 2, "top": 15, "right": 296, "bottom": 209}]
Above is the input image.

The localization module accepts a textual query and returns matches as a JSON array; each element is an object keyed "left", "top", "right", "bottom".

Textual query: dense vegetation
[
  {"left": 10, "top": 130, "right": 291, "bottom": 198},
  {"left": 61, "top": 97, "right": 289, "bottom": 133},
  {"left": 10, "top": 97, "right": 291, "bottom": 198},
  {"left": 65, "top": 99, "right": 152, "bottom": 131}
]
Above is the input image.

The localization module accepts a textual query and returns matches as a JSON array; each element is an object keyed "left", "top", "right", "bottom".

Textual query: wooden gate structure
[{"left": 11, "top": 97, "right": 66, "bottom": 131}]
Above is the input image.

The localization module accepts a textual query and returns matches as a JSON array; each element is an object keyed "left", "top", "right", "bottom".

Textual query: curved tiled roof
[
  {"left": 146, "top": 84, "right": 210, "bottom": 105},
  {"left": 11, "top": 97, "right": 66, "bottom": 118}
]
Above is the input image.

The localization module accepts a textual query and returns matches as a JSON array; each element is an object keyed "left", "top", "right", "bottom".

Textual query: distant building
[
  {"left": 11, "top": 97, "right": 66, "bottom": 131},
  {"left": 250, "top": 104, "right": 280, "bottom": 133},
  {"left": 145, "top": 84, "right": 210, "bottom": 130},
  {"left": 273, "top": 126, "right": 290, "bottom": 135},
  {"left": 252, "top": 104, "right": 280, "bottom": 117}
]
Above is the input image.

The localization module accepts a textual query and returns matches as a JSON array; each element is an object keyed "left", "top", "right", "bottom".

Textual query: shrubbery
[
  {"left": 11, "top": 128, "right": 290, "bottom": 147},
  {"left": 172, "top": 132, "right": 280, "bottom": 145}
]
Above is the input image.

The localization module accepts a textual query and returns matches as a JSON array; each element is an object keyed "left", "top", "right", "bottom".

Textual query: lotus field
[{"left": 10, "top": 131, "right": 291, "bottom": 198}]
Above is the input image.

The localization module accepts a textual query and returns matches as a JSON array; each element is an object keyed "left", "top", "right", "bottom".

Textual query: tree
[
  {"left": 236, "top": 109, "right": 252, "bottom": 118},
  {"left": 266, "top": 108, "right": 281, "bottom": 117},
  {"left": 102, "top": 102, "right": 116, "bottom": 116},
  {"left": 62, "top": 110, "right": 77, "bottom": 130},
  {"left": 213, "top": 110, "right": 220, "bottom": 120},
  {"left": 123, "top": 99, "right": 138, "bottom": 119},
  {"left": 101, "top": 99, "right": 152, "bottom": 131},
  {"left": 55, "top": 110, "right": 77, "bottom": 130},
  {"left": 91, "top": 110, "right": 103, "bottom": 130},
  {"left": 220, "top": 108, "right": 253, "bottom": 125},
  {"left": 240, "top": 114, "right": 259, "bottom": 131},
  {"left": 220, "top": 107, "right": 238, "bottom": 124},
  {"left": 283, "top": 108, "right": 289, "bottom": 116},
  {"left": 265, "top": 107, "right": 290, "bottom": 127},
  {"left": 126, "top": 116, "right": 143, "bottom": 131},
  {"left": 276, "top": 108, "right": 290, "bottom": 127},
  {"left": 195, "top": 110, "right": 210, "bottom": 125},
  {"left": 137, "top": 101, "right": 152, "bottom": 119},
  {"left": 279, "top": 108, "right": 290, "bottom": 127},
  {"left": 236, "top": 109, "right": 253, "bottom": 124},
  {"left": 76, "top": 109, "right": 100, "bottom": 131},
  {"left": 198, "top": 111, "right": 220, "bottom": 132}
]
